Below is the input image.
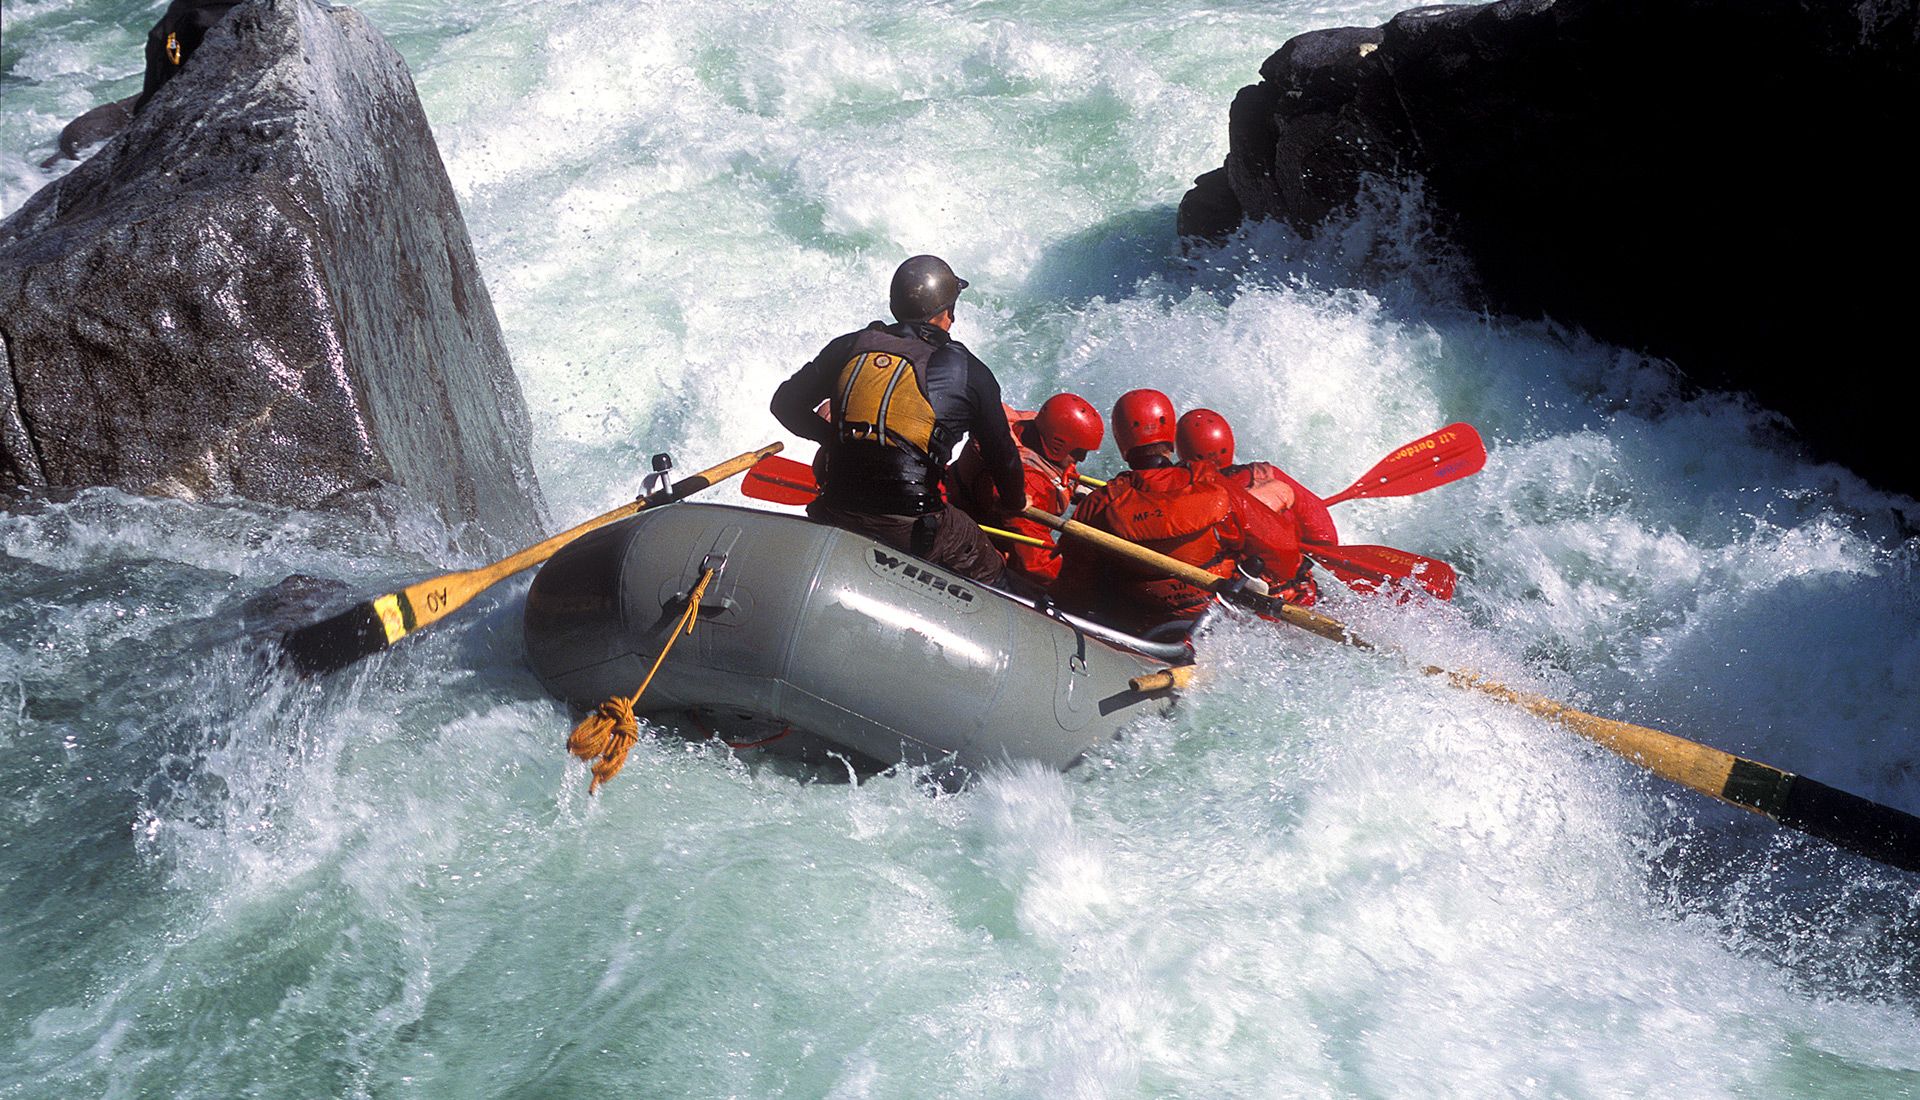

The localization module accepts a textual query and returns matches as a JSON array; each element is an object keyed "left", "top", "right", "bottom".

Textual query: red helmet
[
  {"left": 1176, "top": 408, "right": 1235, "bottom": 466},
  {"left": 1111, "top": 389, "right": 1177, "bottom": 455},
  {"left": 1032, "top": 393, "right": 1104, "bottom": 464}
]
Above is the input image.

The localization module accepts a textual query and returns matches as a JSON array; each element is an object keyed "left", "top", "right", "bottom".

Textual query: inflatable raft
[{"left": 523, "top": 502, "right": 1182, "bottom": 779}]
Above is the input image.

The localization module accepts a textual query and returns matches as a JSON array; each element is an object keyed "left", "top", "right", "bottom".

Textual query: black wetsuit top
[{"left": 772, "top": 320, "right": 1024, "bottom": 516}]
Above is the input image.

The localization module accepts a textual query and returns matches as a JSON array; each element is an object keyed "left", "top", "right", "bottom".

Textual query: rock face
[
  {"left": 1181, "top": 0, "right": 1920, "bottom": 497},
  {"left": 0, "top": 0, "right": 545, "bottom": 547}
]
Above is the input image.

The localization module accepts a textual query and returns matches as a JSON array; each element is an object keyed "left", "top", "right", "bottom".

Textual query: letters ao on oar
[
  {"left": 280, "top": 443, "right": 783, "bottom": 675},
  {"left": 1022, "top": 504, "right": 1920, "bottom": 876}
]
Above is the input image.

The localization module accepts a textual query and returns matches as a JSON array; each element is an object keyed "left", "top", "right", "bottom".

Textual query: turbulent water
[{"left": 5, "top": 0, "right": 1920, "bottom": 1096}]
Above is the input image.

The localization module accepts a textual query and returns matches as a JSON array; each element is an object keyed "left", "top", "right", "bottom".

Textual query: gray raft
[{"left": 523, "top": 502, "right": 1179, "bottom": 779}]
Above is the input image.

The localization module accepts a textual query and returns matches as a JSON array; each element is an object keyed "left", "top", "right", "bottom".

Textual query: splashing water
[{"left": 4, "top": 0, "right": 1918, "bottom": 1096}]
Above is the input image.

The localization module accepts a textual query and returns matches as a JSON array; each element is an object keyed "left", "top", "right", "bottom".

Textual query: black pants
[{"left": 806, "top": 500, "right": 1007, "bottom": 584}]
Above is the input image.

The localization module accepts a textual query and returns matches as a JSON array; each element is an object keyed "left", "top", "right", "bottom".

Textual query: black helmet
[{"left": 889, "top": 255, "right": 969, "bottom": 322}]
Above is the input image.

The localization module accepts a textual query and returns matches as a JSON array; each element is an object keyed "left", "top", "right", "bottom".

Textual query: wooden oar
[
  {"left": 1019, "top": 506, "right": 1358, "bottom": 645},
  {"left": 281, "top": 442, "right": 784, "bottom": 675},
  {"left": 1022, "top": 503, "right": 1920, "bottom": 875},
  {"left": 1320, "top": 422, "right": 1485, "bottom": 506}
]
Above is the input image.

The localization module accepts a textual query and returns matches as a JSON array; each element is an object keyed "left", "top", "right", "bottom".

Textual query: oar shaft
[
  {"left": 1130, "top": 665, "right": 1197, "bottom": 693},
  {"left": 1020, "top": 505, "right": 1361, "bottom": 646},
  {"left": 981, "top": 524, "right": 1049, "bottom": 548},
  {"left": 282, "top": 442, "right": 782, "bottom": 674},
  {"left": 1440, "top": 669, "right": 1920, "bottom": 872},
  {"left": 467, "top": 443, "right": 782, "bottom": 600},
  {"left": 1020, "top": 505, "right": 1225, "bottom": 592},
  {"left": 1442, "top": 671, "right": 1772, "bottom": 806},
  {"left": 389, "top": 442, "right": 784, "bottom": 637},
  {"left": 1025, "top": 502, "right": 1920, "bottom": 874}
]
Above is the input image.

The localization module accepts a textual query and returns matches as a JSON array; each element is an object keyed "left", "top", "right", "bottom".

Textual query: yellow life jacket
[{"left": 833, "top": 332, "right": 940, "bottom": 459}]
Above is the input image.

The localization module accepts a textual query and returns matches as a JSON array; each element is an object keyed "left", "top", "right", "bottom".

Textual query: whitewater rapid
[{"left": 4, "top": 0, "right": 1919, "bottom": 1096}]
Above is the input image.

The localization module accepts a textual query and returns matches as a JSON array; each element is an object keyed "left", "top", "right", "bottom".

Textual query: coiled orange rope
[{"left": 567, "top": 565, "right": 717, "bottom": 792}]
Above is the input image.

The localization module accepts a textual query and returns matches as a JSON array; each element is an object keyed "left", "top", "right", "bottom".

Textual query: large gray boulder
[
  {"left": 1181, "top": 0, "right": 1920, "bottom": 498},
  {"left": 0, "top": 0, "right": 545, "bottom": 548}
]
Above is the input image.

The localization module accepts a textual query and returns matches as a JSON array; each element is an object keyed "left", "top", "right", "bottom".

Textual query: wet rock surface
[
  {"left": 1182, "top": 0, "right": 1920, "bottom": 496},
  {"left": 1, "top": 0, "right": 546, "bottom": 548}
]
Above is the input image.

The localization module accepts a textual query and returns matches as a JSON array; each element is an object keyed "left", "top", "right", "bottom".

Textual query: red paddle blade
[
  {"left": 742, "top": 454, "right": 819, "bottom": 505},
  {"left": 1308, "top": 543, "right": 1457, "bottom": 601},
  {"left": 1322, "top": 423, "right": 1486, "bottom": 506}
]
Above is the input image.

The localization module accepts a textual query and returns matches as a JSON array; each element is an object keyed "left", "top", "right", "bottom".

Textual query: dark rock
[
  {"left": 1176, "top": 167, "right": 1243, "bottom": 245},
  {"left": 1182, "top": 0, "right": 1920, "bottom": 496},
  {"left": 0, "top": 0, "right": 545, "bottom": 549}
]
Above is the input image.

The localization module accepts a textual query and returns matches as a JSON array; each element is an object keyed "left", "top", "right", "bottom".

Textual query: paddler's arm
[
  {"left": 966, "top": 363, "right": 1027, "bottom": 512},
  {"left": 770, "top": 343, "right": 843, "bottom": 447},
  {"left": 1044, "top": 482, "right": 1115, "bottom": 612}
]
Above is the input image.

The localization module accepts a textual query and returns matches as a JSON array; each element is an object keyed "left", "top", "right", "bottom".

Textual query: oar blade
[
  {"left": 1774, "top": 774, "right": 1920, "bottom": 874},
  {"left": 1322, "top": 423, "right": 1486, "bottom": 506},
  {"left": 282, "top": 600, "right": 397, "bottom": 676},
  {"left": 1309, "top": 543, "right": 1457, "bottom": 601},
  {"left": 754, "top": 454, "right": 817, "bottom": 482},
  {"left": 742, "top": 454, "right": 819, "bottom": 505}
]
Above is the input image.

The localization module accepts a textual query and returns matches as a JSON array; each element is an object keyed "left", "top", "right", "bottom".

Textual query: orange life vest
[{"left": 1097, "top": 464, "right": 1238, "bottom": 613}]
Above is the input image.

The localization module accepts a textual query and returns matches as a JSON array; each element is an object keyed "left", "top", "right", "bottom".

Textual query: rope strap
[{"left": 567, "top": 565, "right": 718, "bottom": 793}]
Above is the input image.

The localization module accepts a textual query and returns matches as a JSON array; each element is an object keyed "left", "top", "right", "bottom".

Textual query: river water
[{"left": 4, "top": 0, "right": 1919, "bottom": 1096}]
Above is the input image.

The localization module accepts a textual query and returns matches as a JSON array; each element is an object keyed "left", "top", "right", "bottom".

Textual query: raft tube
[{"left": 524, "top": 503, "right": 1175, "bottom": 779}]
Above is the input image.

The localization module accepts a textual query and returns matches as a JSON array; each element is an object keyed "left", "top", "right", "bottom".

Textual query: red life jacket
[
  {"left": 1097, "top": 464, "right": 1238, "bottom": 616},
  {"left": 948, "top": 407, "right": 1073, "bottom": 513},
  {"left": 1017, "top": 442, "right": 1073, "bottom": 514}
]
